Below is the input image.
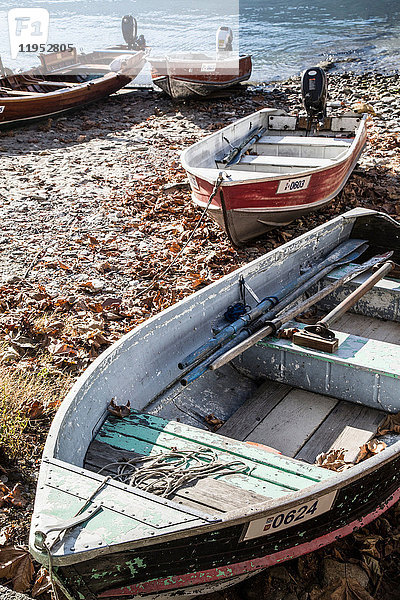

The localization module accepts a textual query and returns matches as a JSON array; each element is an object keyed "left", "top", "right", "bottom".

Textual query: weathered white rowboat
[{"left": 30, "top": 208, "right": 400, "bottom": 600}]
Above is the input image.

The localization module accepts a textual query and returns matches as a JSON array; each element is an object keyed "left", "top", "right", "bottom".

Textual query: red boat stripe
[{"left": 99, "top": 487, "right": 400, "bottom": 598}]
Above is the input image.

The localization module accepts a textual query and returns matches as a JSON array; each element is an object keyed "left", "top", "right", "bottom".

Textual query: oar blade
[{"left": 324, "top": 238, "right": 368, "bottom": 265}]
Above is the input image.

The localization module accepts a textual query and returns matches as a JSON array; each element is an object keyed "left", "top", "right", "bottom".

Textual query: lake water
[{"left": 0, "top": 0, "right": 399, "bottom": 82}]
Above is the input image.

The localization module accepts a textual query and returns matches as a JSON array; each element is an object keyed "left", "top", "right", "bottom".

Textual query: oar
[
  {"left": 208, "top": 251, "right": 393, "bottom": 373},
  {"left": 178, "top": 238, "right": 368, "bottom": 371},
  {"left": 180, "top": 252, "right": 390, "bottom": 385},
  {"left": 294, "top": 258, "right": 395, "bottom": 350},
  {"left": 222, "top": 126, "right": 267, "bottom": 167}
]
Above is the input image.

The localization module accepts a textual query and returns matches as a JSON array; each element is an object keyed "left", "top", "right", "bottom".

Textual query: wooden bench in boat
[
  {"left": 84, "top": 410, "right": 333, "bottom": 515},
  {"left": 256, "top": 135, "right": 353, "bottom": 147},
  {"left": 231, "top": 155, "right": 333, "bottom": 171}
]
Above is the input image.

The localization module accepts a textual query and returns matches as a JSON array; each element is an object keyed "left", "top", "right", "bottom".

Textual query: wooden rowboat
[
  {"left": 148, "top": 53, "right": 252, "bottom": 99},
  {"left": 148, "top": 26, "right": 251, "bottom": 99},
  {"left": 0, "top": 67, "right": 134, "bottom": 126},
  {"left": 181, "top": 108, "right": 367, "bottom": 245},
  {"left": 29, "top": 208, "right": 400, "bottom": 600},
  {"left": 36, "top": 47, "right": 147, "bottom": 79}
]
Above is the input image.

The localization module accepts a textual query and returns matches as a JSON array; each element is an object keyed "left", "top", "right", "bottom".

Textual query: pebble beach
[{"left": 0, "top": 69, "right": 399, "bottom": 599}]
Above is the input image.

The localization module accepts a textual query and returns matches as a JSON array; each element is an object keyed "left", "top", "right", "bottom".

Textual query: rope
[
  {"left": 99, "top": 448, "right": 249, "bottom": 498},
  {"left": 132, "top": 172, "right": 225, "bottom": 304}
]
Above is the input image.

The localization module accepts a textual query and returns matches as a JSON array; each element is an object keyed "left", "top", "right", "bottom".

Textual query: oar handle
[{"left": 318, "top": 260, "right": 395, "bottom": 329}]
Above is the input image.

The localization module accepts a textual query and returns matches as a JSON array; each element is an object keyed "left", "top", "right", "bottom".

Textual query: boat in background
[
  {"left": 29, "top": 207, "right": 400, "bottom": 600},
  {"left": 0, "top": 66, "right": 134, "bottom": 126},
  {"left": 181, "top": 67, "right": 367, "bottom": 245},
  {"left": 148, "top": 26, "right": 252, "bottom": 99},
  {"left": 36, "top": 15, "right": 147, "bottom": 80}
]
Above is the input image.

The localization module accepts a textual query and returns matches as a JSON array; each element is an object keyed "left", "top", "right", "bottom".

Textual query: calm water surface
[{"left": 0, "top": 0, "right": 399, "bottom": 81}]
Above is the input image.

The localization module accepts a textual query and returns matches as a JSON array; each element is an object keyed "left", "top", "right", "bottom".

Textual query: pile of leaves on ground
[{"left": 0, "top": 75, "right": 398, "bottom": 599}]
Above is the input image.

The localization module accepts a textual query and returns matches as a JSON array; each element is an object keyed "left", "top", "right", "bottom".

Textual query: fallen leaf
[
  {"left": 31, "top": 567, "right": 52, "bottom": 597},
  {"left": 377, "top": 413, "right": 400, "bottom": 436},
  {"left": 204, "top": 413, "right": 224, "bottom": 431},
  {"left": 108, "top": 398, "right": 131, "bottom": 418},
  {"left": 315, "top": 448, "right": 352, "bottom": 472},
  {"left": 0, "top": 546, "right": 35, "bottom": 592}
]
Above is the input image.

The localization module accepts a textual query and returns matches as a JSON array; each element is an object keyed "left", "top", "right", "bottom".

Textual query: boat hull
[
  {"left": 189, "top": 132, "right": 366, "bottom": 246},
  {"left": 55, "top": 449, "right": 400, "bottom": 599},
  {"left": 181, "top": 108, "right": 367, "bottom": 245},
  {"left": 0, "top": 72, "right": 132, "bottom": 126},
  {"left": 150, "top": 55, "right": 252, "bottom": 99}
]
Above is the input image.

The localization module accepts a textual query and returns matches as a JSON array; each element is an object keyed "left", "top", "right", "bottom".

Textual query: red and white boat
[
  {"left": 181, "top": 68, "right": 367, "bottom": 245},
  {"left": 148, "top": 27, "right": 252, "bottom": 99}
]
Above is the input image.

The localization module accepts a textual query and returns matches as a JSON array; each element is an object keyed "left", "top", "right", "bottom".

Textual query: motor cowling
[
  {"left": 216, "top": 26, "right": 233, "bottom": 52},
  {"left": 121, "top": 15, "right": 138, "bottom": 49},
  {"left": 301, "top": 67, "right": 327, "bottom": 119}
]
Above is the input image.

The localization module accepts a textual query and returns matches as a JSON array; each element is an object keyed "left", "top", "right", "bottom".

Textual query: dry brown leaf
[
  {"left": 0, "top": 546, "right": 35, "bottom": 592},
  {"left": 31, "top": 566, "right": 52, "bottom": 597},
  {"left": 377, "top": 413, "right": 400, "bottom": 436},
  {"left": 355, "top": 439, "right": 386, "bottom": 464},
  {"left": 108, "top": 398, "right": 131, "bottom": 418},
  {"left": 21, "top": 399, "right": 44, "bottom": 420},
  {"left": 204, "top": 413, "right": 224, "bottom": 431},
  {"left": 317, "top": 577, "right": 374, "bottom": 600},
  {"left": 3, "top": 483, "right": 28, "bottom": 508},
  {"left": 315, "top": 448, "right": 352, "bottom": 472}
]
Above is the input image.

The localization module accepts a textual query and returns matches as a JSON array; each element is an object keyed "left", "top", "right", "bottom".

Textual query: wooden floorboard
[
  {"left": 218, "top": 379, "right": 292, "bottom": 441},
  {"left": 245, "top": 389, "right": 338, "bottom": 457},
  {"left": 171, "top": 478, "right": 269, "bottom": 513},
  {"left": 296, "top": 400, "right": 385, "bottom": 463}
]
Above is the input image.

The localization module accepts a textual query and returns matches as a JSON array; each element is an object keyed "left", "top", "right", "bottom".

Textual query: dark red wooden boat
[
  {"left": 0, "top": 68, "right": 133, "bottom": 126},
  {"left": 149, "top": 53, "right": 252, "bottom": 99},
  {"left": 148, "top": 26, "right": 252, "bottom": 99}
]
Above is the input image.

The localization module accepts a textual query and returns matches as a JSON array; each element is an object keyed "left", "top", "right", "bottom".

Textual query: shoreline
[{"left": 0, "top": 69, "right": 398, "bottom": 599}]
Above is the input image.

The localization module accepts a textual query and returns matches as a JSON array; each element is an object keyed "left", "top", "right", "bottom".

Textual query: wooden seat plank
[
  {"left": 238, "top": 155, "right": 333, "bottom": 168},
  {"left": 257, "top": 135, "right": 352, "bottom": 147}
]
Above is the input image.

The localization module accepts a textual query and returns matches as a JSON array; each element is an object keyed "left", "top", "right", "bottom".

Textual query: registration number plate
[
  {"left": 277, "top": 176, "right": 311, "bottom": 194},
  {"left": 243, "top": 491, "right": 336, "bottom": 541},
  {"left": 201, "top": 63, "right": 216, "bottom": 72}
]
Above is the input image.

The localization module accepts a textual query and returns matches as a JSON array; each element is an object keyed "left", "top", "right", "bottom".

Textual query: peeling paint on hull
[{"left": 99, "top": 486, "right": 400, "bottom": 599}]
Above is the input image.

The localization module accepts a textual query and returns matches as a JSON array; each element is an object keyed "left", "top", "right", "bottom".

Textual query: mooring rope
[
  {"left": 98, "top": 448, "right": 250, "bottom": 498},
  {"left": 131, "top": 171, "right": 225, "bottom": 304}
]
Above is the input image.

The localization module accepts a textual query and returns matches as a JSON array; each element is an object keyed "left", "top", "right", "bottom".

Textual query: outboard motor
[
  {"left": 121, "top": 15, "right": 138, "bottom": 49},
  {"left": 301, "top": 67, "right": 327, "bottom": 121},
  {"left": 216, "top": 26, "right": 233, "bottom": 52}
]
